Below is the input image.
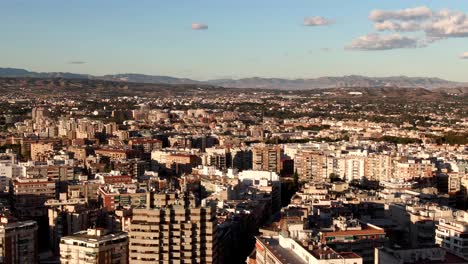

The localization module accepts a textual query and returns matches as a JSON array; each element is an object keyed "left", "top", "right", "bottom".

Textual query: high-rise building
[
  {"left": 0, "top": 216, "right": 38, "bottom": 264},
  {"left": 32, "top": 107, "right": 50, "bottom": 122},
  {"left": 294, "top": 151, "right": 329, "bottom": 182},
  {"left": 128, "top": 194, "right": 218, "bottom": 263},
  {"left": 46, "top": 198, "right": 103, "bottom": 254},
  {"left": 59, "top": 228, "right": 128, "bottom": 264},
  {"left": 252, "top": 144, "right": 281, "bottom": 173},
  {"left": 12, "top": 177, "right": 56, "bottom": 218}
]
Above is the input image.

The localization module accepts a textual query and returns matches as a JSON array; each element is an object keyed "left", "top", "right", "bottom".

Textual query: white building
[
  {"left": 254, "top": 234, "right": 362, "bottom": 264},
  {"left": 60, "top": 229, "right": 128, "bottom": 264}
]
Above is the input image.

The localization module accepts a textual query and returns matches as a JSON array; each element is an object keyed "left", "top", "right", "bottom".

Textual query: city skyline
[{"left": 2, "top": 1, "right": 468, "bottom": 81}]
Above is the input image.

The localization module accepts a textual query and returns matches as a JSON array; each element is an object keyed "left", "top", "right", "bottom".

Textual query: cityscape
[{"left": 0, "top": 1, "right": 468, "bottom": 264}]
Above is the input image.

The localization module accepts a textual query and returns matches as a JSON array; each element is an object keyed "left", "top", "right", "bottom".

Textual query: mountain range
[{"left": 0, "top": 67, "right": 466, "bottom": 90}]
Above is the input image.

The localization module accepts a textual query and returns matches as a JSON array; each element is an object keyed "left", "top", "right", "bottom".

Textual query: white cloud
[
  {"left": 369, "top": 6, "right": 432, "bottom": 21},
  {"left": 460, "top": 52, "right": 468, "bottom": 59},
  {"left": 303, "top": 16, "right": 334, "bottom": 26},
  {"left": 374, "top": 20, "right": 424, "bottom": 32},
  {"left": 191, "top": 23, "right": 208, "bottom": 30},
  {"left": 370, "top": 7, "right": 468, "bottom": 39},
  {"left": 426, "top": 10, "right": 468, "bottom": 38},
  {"left": 355, "top": 6, "right": 468, "bottom": 51},
  {"left": 346, "top": 33, "right": 420, "bottom": 51}
]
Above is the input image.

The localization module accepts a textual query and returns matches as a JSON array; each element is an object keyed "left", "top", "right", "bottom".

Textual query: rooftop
[{"left": 257, "top": 236, "right": 306, "bottom": 264}]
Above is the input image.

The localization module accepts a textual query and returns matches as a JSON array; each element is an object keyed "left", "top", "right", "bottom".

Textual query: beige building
[
  {"left": 129, "top": 205, "right": 218, "bottom": 263},
  {"left": 0, "top": 217, "right": 38, "bottom": 264},
  {"left": 30, "top": 142, "right": 54, "bottom": 161},
  {"left": 252, "top": 144, "right": 281, "bottom": 173},
  {"left": 295, "top": 151, "right": 329, "bottom": 181},
  {"left": 60, "top": 228, "right": 128, "bottom": 264}
]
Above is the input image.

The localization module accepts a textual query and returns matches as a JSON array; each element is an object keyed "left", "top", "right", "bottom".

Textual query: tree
[{"left": 329, "top": 173, "right": 340, "bottom": 183}]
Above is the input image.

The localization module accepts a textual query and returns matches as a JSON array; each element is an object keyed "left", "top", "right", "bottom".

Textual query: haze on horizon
[{"left": 1, "top": 0, "right": 468, "bottom": 82}]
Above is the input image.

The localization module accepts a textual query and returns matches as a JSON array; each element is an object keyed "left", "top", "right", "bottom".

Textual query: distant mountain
[
  {"left": 99, "top": 74, "right": 202, "bottom": 85},
  {"left": 207, "top": 75, "right": 466, "bottom": 90},
  {"left": 0, "top": 67, "right": 89, "bottom": 79},
  {"left": 0, "top": 67, "right": 466, "bottom": 90}
]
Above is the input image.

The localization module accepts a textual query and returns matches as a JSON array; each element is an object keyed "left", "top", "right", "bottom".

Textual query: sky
[{"left": 1, "top": 0, "right": 468, "bottom": 81}]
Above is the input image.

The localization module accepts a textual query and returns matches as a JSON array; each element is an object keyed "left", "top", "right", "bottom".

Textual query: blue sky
[{"left": 1, "top": 0, "right": 468, "bottom": 81}]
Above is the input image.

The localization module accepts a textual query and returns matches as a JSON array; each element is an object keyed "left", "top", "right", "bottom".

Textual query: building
[
  {"left": 203, "top": 148, "right": 229, "bottom": 171},
  {"left": 0, "top": 216, "right": 38, "bottom": 264},
  {"left": 12, "top": 177, "right": 56, "bottom": 218},
  {"left": 30, "top": 142, "right": 55, "bottom": 161},
  {"left": 32, "top": 106, "right": 50, "bottom": 121},
  {"left": 254, "top": 234, "right": 362, "bottom": 264},
  {"left": 237, "top": 170, "right": 281, "bottom": 213},
  {"left": 59, "top": 228, "right": 128, "bottom": 264},
  {"left": 98, "top": 185, "right": 147, "bottom": 212},
  {"left": 295, "top": 151, "right": 329, "bottom": 182},
  {"left": 375, "top": 246, "right": 467, "bottom": 264},
  {"left": 94, "top": 149, "right": 137, "bottom": 161},
  {"left": 252, "top": 144, "right": 281, "bottom": 173},
  {"left": 435, "top": 218, "right": 468, "bottom": 259},
  {"left": 129, "top": 204, "right": 218, "bottom": 263},
  {"left": 319, "top": 217, "right": 387, "bottom": 264},
  {"left": 45, "top": 198, "right": 102, "bottom": 254},
  {"left": 129, "top": 138, "right": 163, "bottom": 153},
  {"left": 165, "top": 154, "right": 200, "bottom": 175}
]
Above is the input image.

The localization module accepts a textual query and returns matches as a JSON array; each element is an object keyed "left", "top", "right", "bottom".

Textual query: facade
[
  {"left": 45, "top": 198, "right": 101, "bottom": 254},
  {"left": 165, "top": 154, "right": 200, "bottom": 174},
  {"left": 237, "top": 170, "right": 282, "bottom": 213},
  {"left": 129, "top": 205, "right": 218, "bottom": 263},
  {"left": 12, "top": 177, "right": 56, "bottom": 218},
  {"left": 435, "top": 218, "right": 468, "bottom": 259},
  {"left": 252, "top": 144, "right": 281, "bottom": 173},
  {"left": 59, "top": 228, "right": 128, "bottom": 264},
  {"left": 30, "top": 142, "right": 55, "bottom": 161},
  {"left": 295, "top": 151, "right": 329, "bottom": 181},
  {"left": 0, "top": 217, "right": 38, "bottom": 264}
]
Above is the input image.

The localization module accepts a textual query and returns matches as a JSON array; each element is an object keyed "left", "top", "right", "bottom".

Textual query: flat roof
[
  {"left": 61, "top": 231, "right": 127, "bottom": 244},
  {"left": 257, "top": 236, "right": 307, "bottom": 264}
]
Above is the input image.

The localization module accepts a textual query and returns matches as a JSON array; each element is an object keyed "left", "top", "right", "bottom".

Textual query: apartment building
[
  {"left": 435, "top": 218, "right": 468, "bottom": 259},
  {"left": 30, "top": 142, "right": 55, "bottom": 161},
  {"left": 0, "top": 217, "right": 38, "bottom": 264},
  {"left": 12, "top": 177, "right": 56, "bottom": 218},
  {"left": 252, "top": 144, "right": 281, "bottom": 173},
  {"left": 60, "top": 228, "right": 128, "bottom": 264},
  {"left": 46, "top": 198, "right": 102, "bottom": 254},
  {"left": 295, "top": 151, "right": 329, "bottom": 182},
  {"left": 165, "top": 154, "right": 200, "bottom": 174},
  {"left": 129, "top": 204, "right": 218, "bottom": 263},
  {"left": 129, "top": 138, "right": 163, "bottom": 153}
]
